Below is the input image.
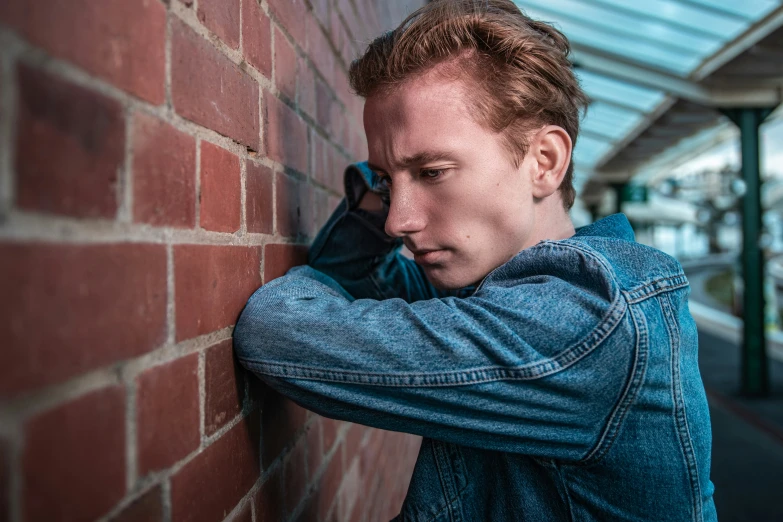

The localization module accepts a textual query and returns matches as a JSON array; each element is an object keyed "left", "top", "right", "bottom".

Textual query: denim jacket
[{"left": 234, "top": 163, "right": 717, "bottom": 521}]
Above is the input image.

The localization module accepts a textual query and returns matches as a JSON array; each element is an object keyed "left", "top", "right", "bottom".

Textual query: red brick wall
[{"left": 0, "top": 1, "right": 425, "bottom": 521}]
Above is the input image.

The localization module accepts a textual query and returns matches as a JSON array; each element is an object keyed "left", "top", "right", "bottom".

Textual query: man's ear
[{"left": 527, "top": 125, "right": 572, "bottom": 199}]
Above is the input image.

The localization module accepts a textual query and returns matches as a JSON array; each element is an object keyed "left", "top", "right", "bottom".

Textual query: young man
[{"left": 234, "top": 1, "right": 717, "bottom": 520}]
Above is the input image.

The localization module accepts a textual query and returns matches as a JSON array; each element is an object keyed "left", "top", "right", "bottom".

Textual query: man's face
[{"left": 364, "top": 69, "right": 540, "bottom": 290}]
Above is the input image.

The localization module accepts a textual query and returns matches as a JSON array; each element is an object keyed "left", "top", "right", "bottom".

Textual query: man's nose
[{"left": 384, "top": 186, "right": 426, "bottom": 238}]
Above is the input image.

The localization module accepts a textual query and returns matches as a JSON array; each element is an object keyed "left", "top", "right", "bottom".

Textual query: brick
[
  {"left": 171, "top": 411, "right": 261, "bottom": 522},
  {"left": 295, "top": 495, "right": 319, "bottom": 522},
  {"left": 337, "top": 458, "right": 361, "bottom": 522},
  {"left": 0, "top": 243, "right": 167, "bottom": 397},
  {"left": 205, "top": 339, "right": 245, "bottom": 436},
  {"left": 242, "top": 0, "right": 272, "bottom": 78},
  {"left": 307, "top": 21, "right": 336, "bottom": 87},
  {"left": 136, "top": 354, "right": 200, "bottom": 475},
  {"left": 245, "top": 161, "right": 274, "bottom": 234},
  {"left": 321, "top": 416, "right": 341, "bottom": 455},
  {"left": 330, "top": 8, "right": 355, "bottom": 67},
  {"left": 317, "top": 450, "right": 344, "bottom": 521},
  {"left": 261, "top": 388, "right": 308, "bottom": 466},
  {"left": 0, "top": 0, "right": 165, "bottom": 103},
  {"left": 274, "top": 28, "right": 297, "bottom": 102},
  {"left": 230, "top": 502, "right": 253, "bottom": 522},
  {"left": 172, "top": 20, "right": 259, "bottom": 149},
  {"left": 311, "top": 0, "right": 330, "bottom": 27},
  {"left": 275, "top": 173, "right": 313, "bottom": 238},
  {"left": 199, "top": 141, "right": 241, "bottom": 233},
  {"left": 111, "top": 486, "right": 164, "bottom": 522},
  {"left": 15, "top": 64, "right": 124, "bottom": 219},
  {"left": 0, "top": 438, "right": 8, "bottom": 522},
  {"left": 255, "top": 469, "right": 283, "bottom": 522},
  {"left": 197, "top": 0, "right": 240, "bottom": 49},
  {"left": 23, "top": 386, "right": 126, "bottom": 522},
  {"left": 263, "top": 243, "right": 309, "bottom": 284},
  {"left": 298, "top": 57, "right": 317, "bottom": 119},
  {"left": 132, "top": 112, "right": 196, "bottom": 227},
  {"left": 264, "top": 92, "right": 308, "bottom": 174},
  {"left": 306, "top": 420, "right": 323, "bottom": 481},
  {"left": 314, "top": 188, "right": 330, "bottom": 231},
  {"left": 267, "top": 0, "right": 308, "bottom": 44},
  {"left": 345, "top": 423, "right": 365, "bottom": 462},
  {"left": 174, "top": 245, "right": 261, "bottom": 341},
  {"left": 283, "top": 438, "right": 307, "bottom": 515},
  {"left": 315, "top": 79, "right": 337, "bottom": 138}
]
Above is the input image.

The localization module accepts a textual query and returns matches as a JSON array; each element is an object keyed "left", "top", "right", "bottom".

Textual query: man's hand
[{"left": 358, "top": 190, "right": 385, "bottom": 212}]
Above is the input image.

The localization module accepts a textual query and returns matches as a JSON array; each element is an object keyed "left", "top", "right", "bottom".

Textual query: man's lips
[{"left": 411, "top": 249, "right": 445, "bottom": 265}]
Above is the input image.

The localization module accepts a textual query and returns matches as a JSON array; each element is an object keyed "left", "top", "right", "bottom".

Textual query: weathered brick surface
[
  {"left": 261, "top": 387, "right": 309, "bottom": 467},
  {"left": 0, "top": 438, "right": 8, "bottom": 522},
  {"left": 136, "top": 354, "right": 201, "bottom": 475},
  {"left": 16, "top": 64, "right": 124, "bottom": 219},
  {"left": 267, "top": 0, "right": 308, "bottom": 44},
  {"left": 317, "top": 448, "right": 343, "bottom": 521},
  {"left": 275, "top": 29, "right": 297, "bottom": 102},
  {"left": 283, "top": 437, "right": 308, "bottom": 516},
  {"left": 199, "top": 141, "right": 241, "bottom": 233},
  {"left": 264, "top": 91, "right": 308, "bottom": 174},
  {"left": 306, "top": 420, "right": 324, "bottom": 481},
  {"left": 132, "top": 112, "right": 197, "bottom": 227},
  {"left": 0, "top": 0, "right": 166, "bottom": 103},
  {"left": 242, "top": 0, "right": 273, "bottom": 78},
  {"left": 170, "top": 411, "right": 260, "bottom": 522},
  {"left": 172, "top": 20, "right": 259, "bottom": 149},
  {"left": 255, "top": 468, "right": 283, "bottom": 522},
  {"left": 174, "top": 245, "right": 261, "bottom": 341},
  {"left": 276, "top": 172, "right": 312, "bottom": 238},
  {"left": 245, "top": 161, "right": 274, "bottom": 234},
  {"left": 197, "top": 0, "right": 240, "bottom": 49},
  {"left": 23, "top": 386, "right": 126, "bottom": 522},
  {"left": 205, "top": 339, "right": 245, "bottom": 436},
  {"left": 2, "top": 1, "right": 426, "bottom": 520},
  {"left": 0, "top": 243, "right": 167, "bottom": 396},
  {"left": 111, "top": 486, "right": 164, "bottom": 522},
  {"left": 263, "top": 243, "right": 309, "bottom": 283}
]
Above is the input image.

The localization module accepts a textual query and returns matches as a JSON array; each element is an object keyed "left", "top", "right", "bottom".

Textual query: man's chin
[{"left": 422, "top": 266, "right": 478, "bottom": 292}]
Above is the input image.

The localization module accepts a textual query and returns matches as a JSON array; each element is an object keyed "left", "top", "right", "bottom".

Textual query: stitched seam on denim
[
  {"left": 553, "top": 463, "right": 576, "bottom": 522},
  {"left": 578, "top": 301, "right": 649, "bottom": 465},
  {"left": 624, "top": 274, "right": 690, "bottom": 304},
  {"left": 239, "top": 302, "right": 626, "bottom": 388},
  {"left": 661, "top": 292, "right": 704, "bottom": 522},
  {"left": 429, "top": 442, "right": 464, "bottom": 522},
  {"left": 541, "top": 240, "right": 618, "bottom": 280}
]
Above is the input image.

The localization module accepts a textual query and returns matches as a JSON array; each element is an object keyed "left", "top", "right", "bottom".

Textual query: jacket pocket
[{"left": 394, "top": 439, "right": 469, "bottom": 522}]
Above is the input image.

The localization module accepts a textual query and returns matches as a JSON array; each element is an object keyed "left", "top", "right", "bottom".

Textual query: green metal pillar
[
  {"left": 610, "top": 183, "right": 626, "bottom": 215},
  {"left": 722, "top": 107, "right": 775, "bottom": 397}
]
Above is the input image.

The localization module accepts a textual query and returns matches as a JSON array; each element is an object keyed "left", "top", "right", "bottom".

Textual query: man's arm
[
  {"left": 234, "top": 244, "right": 635, "bottom": 461},
  {"left": 307, "top": 162, "right": 456, "bottom": 302}
]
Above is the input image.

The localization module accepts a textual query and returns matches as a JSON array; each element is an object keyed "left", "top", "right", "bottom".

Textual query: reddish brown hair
[{"left": 349, "top": 0, "right": 588, "bottom": 210}]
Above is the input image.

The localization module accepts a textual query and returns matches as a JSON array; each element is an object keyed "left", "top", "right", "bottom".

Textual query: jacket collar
[{"left": 574, "top": 213, "right": 635, "bottom": 242}]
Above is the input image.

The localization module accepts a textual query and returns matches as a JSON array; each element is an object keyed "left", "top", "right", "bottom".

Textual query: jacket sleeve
[
  {"left": 307, "top": 162, "right": 458, "bottom": 302},
  {"left": 233, "top": 244, "right": 635, "bottom": 462}
]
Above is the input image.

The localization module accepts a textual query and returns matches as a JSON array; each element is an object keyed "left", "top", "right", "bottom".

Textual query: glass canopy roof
[{"left": 513, "top": 0, "right": 783, "bottom": 183}]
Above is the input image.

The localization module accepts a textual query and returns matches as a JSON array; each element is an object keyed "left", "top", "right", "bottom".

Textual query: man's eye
[
  {"left": 421, "top": 169, "right": 445, "bottom": 179},
  {"left": 377, "top": 175, "right": 392, "bottom": 188}
]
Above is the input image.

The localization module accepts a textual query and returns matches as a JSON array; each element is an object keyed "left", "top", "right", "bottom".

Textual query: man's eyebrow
[{"left": 368, "top": 151, "right": 456, "bottom": 173}]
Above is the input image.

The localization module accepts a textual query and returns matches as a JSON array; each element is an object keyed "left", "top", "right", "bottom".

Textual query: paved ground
[{"left": 697, "top": 327, "right": 783, "bottom": 521}]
